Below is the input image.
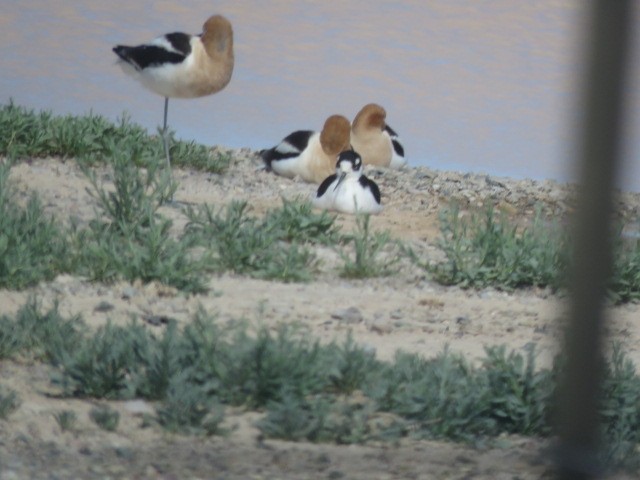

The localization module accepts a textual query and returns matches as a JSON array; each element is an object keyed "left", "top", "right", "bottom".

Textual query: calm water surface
[{"left": 2, "top": 1, "right": 640, "bottom": 190}]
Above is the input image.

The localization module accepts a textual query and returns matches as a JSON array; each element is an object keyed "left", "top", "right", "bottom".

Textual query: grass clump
[
  {"left": 0, "top": 386, "right": 20, "bottom": 419},
  {"left": 0, "top": 297, "right": 84, "bottom": 362},
  {"left": 260, "top": 394, "right": 393, "bottom": 445},
  {"left": 185, "top": 200, "right": 319, "bottom": 282},
  {"left": 54, "top": 410, "right": 78, "bottom": 432},
  {"left": 156, "top": 371, "right": 226, "bottom": 435},
  {"left": 428, "top": 205, "right": 640, "bottom": 304},
  {"left": 599, "top": 344, "right": 640, "bottom": 468},
  {"left": 338, "top": 215, "right": 401, "bottom": 279},
  {"left": 428, "top": 206, "right": 567, "bottom": 291},
  {"left": 76, "top": 152, "right": 208, "bottom": 293},
  {"left": 54, "top": 320, "right": 147, "bottom": 399},
  {"left": 262, "top": 197, "right": 341, "bottom": 245},
  {"left": 0, "top": 164, "right": 71, "bottom": 289},
  {"left": 215, "top": 323, "right": 332, "bottom": 408},
  {"left": 0, "top": 100, "right": 228, "bottom": 172},
  {"left": 89, "top": 405, "right": 120, "bottom": 431},
  {"left": 609, "top": 233, "right": 640, "bottom": 304}
]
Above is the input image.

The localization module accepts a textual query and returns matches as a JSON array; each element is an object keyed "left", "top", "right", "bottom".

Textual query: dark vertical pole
[{"left": 556, "top": 1, "right": 634, "bottom": 478}]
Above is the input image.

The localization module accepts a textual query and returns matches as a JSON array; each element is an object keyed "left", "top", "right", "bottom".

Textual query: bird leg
[{"left": 162, "top": 97, "right": 171, "bottom": 169}]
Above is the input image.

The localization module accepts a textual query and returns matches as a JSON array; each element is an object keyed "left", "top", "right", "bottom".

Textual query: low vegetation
[
  {"left": 0, "top": 143, "right": 400, "bottom": 290},
  {"left": 0, "top": 300, "right": 639, "bottom": 469},
  {"left": 424, "top": 205, "right": 640, "bottom": 303},
  {"left": 0, "top": 100, "right": 229, "bottom": 172}
]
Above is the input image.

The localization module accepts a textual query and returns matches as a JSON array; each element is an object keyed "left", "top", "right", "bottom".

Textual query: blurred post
[{"left": 556, "top": 1, "right": 634, "bottom": 478}]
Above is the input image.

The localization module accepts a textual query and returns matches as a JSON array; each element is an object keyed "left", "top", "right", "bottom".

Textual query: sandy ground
[{"left": 1, "top": 151, "right": 639, "bottom": 479}]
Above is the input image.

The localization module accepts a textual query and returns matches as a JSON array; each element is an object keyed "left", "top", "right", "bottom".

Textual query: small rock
[
  {"left": 368, "top": 319, "right": 392, "bottom": 334},
  {"left": 330, "top": 307, "right": 363, "bottom": 324},
  {"left": 78, "top": 445, "right": 92, "bottom": 456},
  {"left": 115, "top": 446, "right": 135, "bottom": 460},
  {"left": 123, "top": 399, "right": 154, "bottom": 416},
  {"left": 94, "top": 301, "right": 114, "bottom": 313},
  {"left": 121, "top": 287, "right": 138, "bottom": 300},
  {"left": 141, "top": 314, "right": 172, "bottom": 327}
]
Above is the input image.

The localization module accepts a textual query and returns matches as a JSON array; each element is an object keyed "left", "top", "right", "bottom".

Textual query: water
[{"left": 2, "top": 1, "right": 640, "bottom": 191}]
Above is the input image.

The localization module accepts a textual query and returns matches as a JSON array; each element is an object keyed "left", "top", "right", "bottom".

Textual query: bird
[
  {"left": 112, "top": 14, "right": 234, "bottom": 169},
  {"left": 259, "top": 114, "right": 351, "bottom": 184},
  {"left": 350, "top": 103, "right": 406, "bottom": 169},
  {"left": 312, "top": 150, "right": 383, "bottom": 215}
]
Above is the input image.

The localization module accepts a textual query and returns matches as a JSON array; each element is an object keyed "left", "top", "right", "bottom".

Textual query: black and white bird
[
  {"left": 313, "top": 150, "right": 383, "bottom": 214},
  {"left": 113, "top": 15, "right": 234, "bottom": 168},
  {"left": 350, "top": 103, "right": 406, "bottom": 169},
  {"left": 260, "top": 114, "right": 352, "bottom": 184}
]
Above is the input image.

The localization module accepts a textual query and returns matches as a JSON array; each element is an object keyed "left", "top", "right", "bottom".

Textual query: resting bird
[
  {"left": 350, "top": 103, "right": 406, "bottom": 169},
  {"left": 260, "top": 114, "right": 351, "bottom": 184},
  {"left": 313, "top": 150, "right": 383, "bottom": 214},
  {"left": 113, "top": 14, "right": 234, "bottom": 168}
]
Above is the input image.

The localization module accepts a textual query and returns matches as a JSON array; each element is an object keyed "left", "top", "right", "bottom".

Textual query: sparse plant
[
  {"left": 76, "top": 152, "right": 208, "bottom": 293},
  {"left": 82, "top": 150, "right": 176, "bottom": 233},
  {"left": 427, "top": 205, "right": 568, "bottom": 290},
  {"left": 0, "top": 386, "right": 20, "bottom": 419},
  {"left": 258, "top": 391, "right": 331, "bottom": 442},
  {"left": 133, "top": 321, "right": 185, "bottom": 400},
  {"left": 338, "top": 214, "right": 400, "bottom": 278},
  {"left": 0, "top": 297, "right": 84, "bottom": 362},
  {"left": 0, "top": 101, "right": 226, "bottom": 172},
  {"left": 185, "top": 201, "right": 318, "bottom": 282},
  {"left": 262, "top": 198, "right": 340, "bottom": 245},
  {"left": 90, "top": 405, "right": 120, "bottom": 431},
  {"left": 55, "top": 321, "right": 147, "bottom": 399},
  {"left": 598, "top": 344, "right": 640, "bottom": 469},
  {"left": 481, "top": 344, "right": 554, "bottom": 436},
  {"left": 156, "top": 372, "right": 225, "bottom": 435},
  {"left": 327, "top": 334, "right": 380, "bottom": 394},
  {"left": 609, "top": 233, "right": 640, "bottom": 304},
  {"left": 54, "top": 410, "right": 78, "bottom": 432},
  {"left": 0, "top": 163, "right": 71, "bottom": 289},
  {"left": 219, "top": 324, "right": 329, "bottom": 408}
]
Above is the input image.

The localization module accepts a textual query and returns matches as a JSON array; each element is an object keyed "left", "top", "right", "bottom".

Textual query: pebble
[
  {"left": 123, "top": 400, "right": 154, "bottom": 416},
  {"left": 93, "top": 301, "right": 114, "bottom": 313},
  {"left": 121, "top": 287, "right": 138, "bottom": 300},
  {"left": 330, "top": 307, "right": 363, "bottom": 324},
  {"left": 368, "top": 319, "right": 392, "bottom": 334}
]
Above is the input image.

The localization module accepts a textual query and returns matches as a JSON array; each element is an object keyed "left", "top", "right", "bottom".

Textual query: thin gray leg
[{"left": 162, "top": 97, "right": 171, "bottom": 169}]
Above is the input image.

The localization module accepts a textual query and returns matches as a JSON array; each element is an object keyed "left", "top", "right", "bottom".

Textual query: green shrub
[
  {"left": 0, "top": 297, "right": 84, "bottom": 362},
  {"left": 427, "top": 206, "right": 568, "bottom": 290},
  {"left": 76, "top": 151, "right": 208, "bottom": 293},
  {"left": 338, "top": 214, "right": 401, "bottom": 279},
  {"left": 156, "top": 371, "right": 226, "bottom": 435},
  {"left": 90, "top": 405, "right": 120, "bottom": 431},
  {"left": 54, "top": 321, "right": 148, "bottom": 399},
  {"left": 54, "top": 410, "right": 78, "bottom": 432},
  {"left": 0, "top": 164, "right": 71, "bottom": 289},
  {"left": 0, "top": 101, "right": 227, "bottom": 172},
  {"left": 185, "top": 201, "right": 317, "bottom": 282},
  {"left": 0, "top": 385, "right": 20, "bottom": 419}
]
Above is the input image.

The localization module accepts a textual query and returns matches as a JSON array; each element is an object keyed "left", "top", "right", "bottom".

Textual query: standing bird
[
  {"left": 350, "top": 103, "right": 406, "bottom": 169},
  {"left": 113, "top": 15, "right": 234, "bottom": 168},
  {"left": 313, "top": 150, "right": 383, "bottom": 215},
  {"left": 259, "top": 114, "right": 351, "bottom": 184}
]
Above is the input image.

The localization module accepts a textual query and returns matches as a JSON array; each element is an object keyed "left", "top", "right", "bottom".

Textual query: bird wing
[
  {"left": 113, "top": 32, "right": 192, "bottom": 71},
  {"left": 259, "top": 130, "right": 314, "bottom": 167}
]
